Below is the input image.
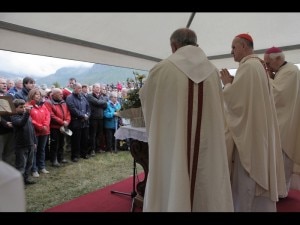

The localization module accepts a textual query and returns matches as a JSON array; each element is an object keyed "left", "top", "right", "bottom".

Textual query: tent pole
[{"left": 186, "top": 12, "right": 196, "bottom": 28}]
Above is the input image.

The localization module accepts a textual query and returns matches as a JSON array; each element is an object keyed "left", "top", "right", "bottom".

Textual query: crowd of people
[
  {"left": 0, "top": 77, "right": 131, "bottom": 188},
  {"left": 1, "top": 27, "right": 300, "bottom": 212}
]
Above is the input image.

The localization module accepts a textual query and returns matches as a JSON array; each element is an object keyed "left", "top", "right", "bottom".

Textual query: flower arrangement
[
  {"left": 119, "top": 71, "right": 146, "bottom": 127},
  {"left": 121, "top": 71, "right": 146, "bottom": 110}
]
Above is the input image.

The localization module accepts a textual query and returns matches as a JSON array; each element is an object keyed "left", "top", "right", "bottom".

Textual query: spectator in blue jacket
[{"left": 103, "top": 92, "right": 121, "bottom": 153}]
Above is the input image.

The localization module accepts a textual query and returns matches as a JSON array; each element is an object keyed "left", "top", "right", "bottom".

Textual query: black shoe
[
  {"left": 25, "top": 179, "right": 36, "bottom": 185},
  {"left": 72, "top": 158, "right": 79, "bottom": 162}
]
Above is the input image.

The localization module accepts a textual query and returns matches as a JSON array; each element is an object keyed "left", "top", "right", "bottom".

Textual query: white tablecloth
[{"left": 114, "top": 125, "right": 148, "bottom": 143}]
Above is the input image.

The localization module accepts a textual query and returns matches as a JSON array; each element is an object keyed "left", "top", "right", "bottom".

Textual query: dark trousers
[
  {"left": 15, "top": 146, "right": 34, "bottom": 181},
  {"left": 71, "top": 127, "right": 89, "bottom": 159},
  {"left": 45, "top": 136, "right": 50, "bottom": 161},
  {"left": 89, "top": 119, "right": 104, "bottom": 152},
  {"left": 50, "top": 128, "right": 65, "bottom": 163},
  {"left": 105, "top": 128, "right": 116, "bottom": 151}
]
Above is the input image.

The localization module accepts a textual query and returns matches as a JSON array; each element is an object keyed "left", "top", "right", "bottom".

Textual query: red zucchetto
[
  {"left": 265, "top": 46, "right": 282, "bottom": 54},
  {"left": 236, "top": 33, "right": 253, "bottom": 43}
]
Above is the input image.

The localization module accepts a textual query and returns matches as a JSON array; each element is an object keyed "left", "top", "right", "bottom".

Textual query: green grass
[{"left": 25, "top": 150, "right": 141, "bottom": 212}]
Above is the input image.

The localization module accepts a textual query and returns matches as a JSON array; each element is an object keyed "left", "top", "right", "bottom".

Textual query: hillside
[
  {"left": 0, "top": 70, "right": 24, "bottom": 80},
  {"left": 36, "top": 64, "right": 148, "bottom": 87}
]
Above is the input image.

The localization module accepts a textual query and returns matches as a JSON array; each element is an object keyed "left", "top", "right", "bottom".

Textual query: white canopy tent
[{"left": 0, "top": 12, "right": 299, "bottom": 71}]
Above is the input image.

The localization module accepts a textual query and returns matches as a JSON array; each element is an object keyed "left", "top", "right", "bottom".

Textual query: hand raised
[{"left": 220, "top": 68, "right": 234, "bottom": 86}]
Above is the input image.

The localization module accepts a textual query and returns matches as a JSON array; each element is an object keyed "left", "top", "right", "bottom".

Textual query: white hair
[
  {"left": 110, "top": 92, "right": 118, "bottom": 98},
  {"left": 269, "top": 52, "right": 285, "bottom": 60}
]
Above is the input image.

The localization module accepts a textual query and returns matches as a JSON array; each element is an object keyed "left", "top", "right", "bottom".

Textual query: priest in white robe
[
  {"left": 0, "top": 117, "right": 25, "bottom": 212},
  {"left": 0, "top": 160, "right": 26, "bottom": 212},
  {"left": 220, "top": 34, "right": 287, "bottom": 212},
  {"left": 264, "top": 47, "right": 300, "bottom": 193},
  {"left": 139, "top": 28, "right": 233, "bottom": 212}
]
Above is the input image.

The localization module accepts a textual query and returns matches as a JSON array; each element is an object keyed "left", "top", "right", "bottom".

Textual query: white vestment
[
  {"left": 223, "top": 55, "right": 287, "bottom": 211},
  {"left": 0, "top": 161, "right": 26, "bottom": 212},
  {"left": 270, "top": 62, "right": 300, "bottom": 191},
  {"left": 140, "top": 45, "right": 233, "bottom": 212}
]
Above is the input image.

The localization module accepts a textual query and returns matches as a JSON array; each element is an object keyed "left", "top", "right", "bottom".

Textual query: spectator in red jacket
[
  {"left": 27, "top": 88, "right": 51, "bottom": 178},
  {"left": 44, "top": 88, "right": 71, "bottom": 167}
]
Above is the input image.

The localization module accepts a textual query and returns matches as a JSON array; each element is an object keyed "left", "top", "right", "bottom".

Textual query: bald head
[
  {"left": 52, "top": 88, "right": 62, "bottom": 95},
  {"left": 51, "top": 88, "right": 63, "bottom": 101}
]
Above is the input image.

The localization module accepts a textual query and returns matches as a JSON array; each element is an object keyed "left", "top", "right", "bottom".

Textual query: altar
[{"left": 114, "top": 125, "right": 148, "bottom": 211}]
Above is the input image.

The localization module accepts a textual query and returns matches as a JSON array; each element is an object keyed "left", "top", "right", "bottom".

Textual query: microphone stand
[{"left": 110, "top": 158, "right": 137, "bottom": 210}]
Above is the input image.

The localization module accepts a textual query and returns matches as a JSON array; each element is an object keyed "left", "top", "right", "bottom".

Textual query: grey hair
[
  {"left": 92, "top": 83, "right": 101, "bottom": 89},
  {"left": 6, "top": 79, "right": 14, "bottom": 83},
  {"left": 269, "top": 52, "right": 285, "bottom": 61},
  {"left": 235, "top": 36, "right": 254, "bottom": 49},
  {"left": 73, "top": 83, "right": 82, "bottom": 88},
  {"left": 15, "top": 77, "right": 23, "bottom": 83},
  {"left": 170, "top": 28, "right": 198, "bottom": 47},
  {"left": 110, "top": 91, "right": 118, "bottom": 98}
]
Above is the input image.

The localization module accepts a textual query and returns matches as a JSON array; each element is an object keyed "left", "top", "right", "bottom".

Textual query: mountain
[
  {"left": 36, "top": 66, "right": 89, "bottom": 87},
  {"left": 36, "top": 64, "right": 149, "bottom": 87},
  {"left": 0, "top": 70, "right": 24, "bottom": 80}
]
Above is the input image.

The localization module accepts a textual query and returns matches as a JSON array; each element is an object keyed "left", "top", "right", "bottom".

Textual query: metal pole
[
  {"left": 114, "top": 116, "right": 118, "bottom": 152},
  {"left": 186, "top": 12, "right": 196, "bottom": 28}
]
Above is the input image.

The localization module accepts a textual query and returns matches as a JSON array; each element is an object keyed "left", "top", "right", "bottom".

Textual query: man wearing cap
[
  {"left": 220, "top": 33, "right": 286, "bottom": 211},
  {"left": 264, "top": 47, "right": 300, "bottom": 193}
]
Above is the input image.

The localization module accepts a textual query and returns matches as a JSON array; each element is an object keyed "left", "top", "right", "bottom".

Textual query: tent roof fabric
[{"left": 0, "top": 13, "right": 299, "bottom": 71}]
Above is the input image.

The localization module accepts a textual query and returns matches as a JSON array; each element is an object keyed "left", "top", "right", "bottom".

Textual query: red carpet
[
  {"left": 45, "top": 173, "right": 300, "bottom": 212},
  {"left": 276, "top": 189, "right": 300, "bottom": 212},
  {"left": 45, "top": 173, "right": 145, "bottom": 212}
]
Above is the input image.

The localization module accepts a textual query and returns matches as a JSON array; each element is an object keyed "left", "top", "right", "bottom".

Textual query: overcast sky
[
  {"left": 0, "top": 50, "right": 93, "bottom": 77},
  {"left": 0, "top": 49, "right": 299, "bottom": 78}
]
